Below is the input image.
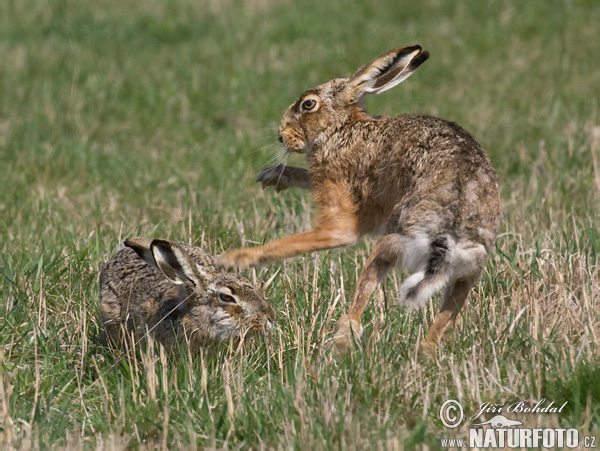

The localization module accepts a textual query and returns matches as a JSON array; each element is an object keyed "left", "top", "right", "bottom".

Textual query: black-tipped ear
[
  {"left": 348, "top": 45, "right": 429, "bottom": 99},
  {"left": 150, "top": 239, "right": 206, "bottom": 288},
  {"left": 126, "top": 238, "right": 206, "bottom": 288}
]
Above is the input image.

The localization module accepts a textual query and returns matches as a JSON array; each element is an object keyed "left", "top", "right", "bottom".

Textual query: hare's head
[
  {"left": 278, "top": 45, "right": 429, "bottom": 154},
  {"left": 125, "top": 238, "right": 275, "bottom": 342}
]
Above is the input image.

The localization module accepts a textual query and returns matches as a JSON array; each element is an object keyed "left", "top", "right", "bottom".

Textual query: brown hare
[
  {"left": 99, "top": 238, "right": 275, "bottom": 353},
  {"left": 217, "top": 45, "right": 501, "bottom": 352}
]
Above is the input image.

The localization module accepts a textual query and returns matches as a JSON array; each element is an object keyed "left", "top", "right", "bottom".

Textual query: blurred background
[{"left": 2, "top": 0, "right": 597, "bottom": 248}]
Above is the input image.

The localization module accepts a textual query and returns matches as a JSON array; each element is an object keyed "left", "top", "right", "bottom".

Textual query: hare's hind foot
[
  {"left": 424, "top": 275, "right": 479, "bottom": 346},
  {"left": 328, "top": 316, "right": 363, "bottom": 354},
  {"left": 419, "top": 339, "right": 438, "bottom": 358}
]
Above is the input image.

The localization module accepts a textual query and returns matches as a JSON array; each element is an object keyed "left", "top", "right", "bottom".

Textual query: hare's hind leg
[
  {"left": 419, "top": 240, "right": 489, "bottom": 353},
  {"left": 333, "top": 234, "right": 402, "bottom": 352},
  {"left": 422, "top": 275, "right": 479, "bottom": 352},
  {"left": 424, "top": 240, "right": 488, "bottom": 349}
]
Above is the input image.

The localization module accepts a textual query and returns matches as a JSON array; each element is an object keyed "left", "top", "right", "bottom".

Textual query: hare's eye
[
  {"left": 218, "top": 293, "right": 237, "bottom": 304},
  {"left": 302, "top": 99, "right": 317, "bottom": 110}
]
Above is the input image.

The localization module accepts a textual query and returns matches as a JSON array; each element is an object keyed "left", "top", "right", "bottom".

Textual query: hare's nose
[{"left": 277, "top": 133, "right": 283, "bottom": 143}]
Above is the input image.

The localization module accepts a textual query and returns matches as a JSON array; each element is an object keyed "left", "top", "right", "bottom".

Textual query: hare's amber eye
[
  {"left": 218, "top": 293, "right": 236, "bottom": 304},
  {"left": 302, "top": 99, "right": 317, "bottom": 110}
]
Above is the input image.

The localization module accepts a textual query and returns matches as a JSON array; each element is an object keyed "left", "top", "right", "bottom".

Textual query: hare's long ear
[
  {"left": 150, "top": 240, "right": 207, "bottom": 288},
  {"left": 124, "top": 237, "right": 155, "bottom": 268},
  {"left": 348, "top": 45, "right": 429, "bottom": 100},
  {"left": 126, "top": 238, "right": 206, "bottom": 288}
]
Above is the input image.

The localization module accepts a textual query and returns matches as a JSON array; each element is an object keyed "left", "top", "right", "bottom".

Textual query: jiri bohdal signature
[{"left": 470, "top": 398, "right": 568, "bottom": 421}]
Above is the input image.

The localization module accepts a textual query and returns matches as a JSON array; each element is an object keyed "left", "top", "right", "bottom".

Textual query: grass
[{"left": 1, "top": 0, "right": 598, "bottom": 448}]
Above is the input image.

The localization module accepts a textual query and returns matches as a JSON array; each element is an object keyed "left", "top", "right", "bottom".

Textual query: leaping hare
[
  {"left": 217, "top": 45, "right": 501, "bottom": 352},
  {"left": 99, "top": 238, "right": 275, "bottom": 352}
]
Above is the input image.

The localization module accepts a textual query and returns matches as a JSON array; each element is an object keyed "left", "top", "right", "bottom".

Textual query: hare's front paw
[
  {"left": 216, "top": 249, "right": 260, "bottom": 271},
  {"left": 256, "top": 164, "right": 290, "bottom": 192},
  {"left": 329, "top": 316, "right": 363, "bottom": 353}
]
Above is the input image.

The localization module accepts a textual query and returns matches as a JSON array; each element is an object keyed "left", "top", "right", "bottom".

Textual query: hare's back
[
  {"left": 99, "top": 247, "right": 180, "bottom": 319},
  {"left": 176, "top": 243, "right": 217, "bottom": 268},
  {"left": 384, "top": 115, "right": 501, "bottom": 247},
  {"left": 100, "top": 243, "right": 216, "bottom": 300},
  {"left": 390, "top": 115, "right": 493, "bottom": 170}
]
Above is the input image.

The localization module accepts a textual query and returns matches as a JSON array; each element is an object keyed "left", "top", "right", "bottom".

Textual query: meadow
[{"left": 0, "top": 0, "right": 598, "bottom": 448}]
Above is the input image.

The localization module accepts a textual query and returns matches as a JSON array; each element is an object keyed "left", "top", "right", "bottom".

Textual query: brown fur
[{"left": 217, "top": 45, "right": 501, "bottom": 351}]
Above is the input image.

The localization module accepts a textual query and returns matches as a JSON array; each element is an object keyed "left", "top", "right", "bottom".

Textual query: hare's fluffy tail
[{"left": 399, "top": 236, "right": 488, "bottom": 307}]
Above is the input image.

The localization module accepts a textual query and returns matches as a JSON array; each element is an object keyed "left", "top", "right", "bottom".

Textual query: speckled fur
[
  {"left": 304, "top": 114, "right": 500, "bottom": 244},
  {"left": 218, "top": 46, "right": 501, "bottom": 351},
  {"left": 99, "top": 238, "right": 275, "bottom": 353}
]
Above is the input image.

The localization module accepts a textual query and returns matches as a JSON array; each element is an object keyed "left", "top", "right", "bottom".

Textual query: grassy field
[{"left": 1, "top": 0, "right": 598, "bottom": 448}]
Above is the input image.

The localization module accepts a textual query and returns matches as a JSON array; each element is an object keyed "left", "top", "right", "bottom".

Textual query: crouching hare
[
  {"left": 217, "top": 45, "right": 501, "bottom": 352},
  {"left": 99, "top": 238, "right": 275, "bottom": 352}
]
